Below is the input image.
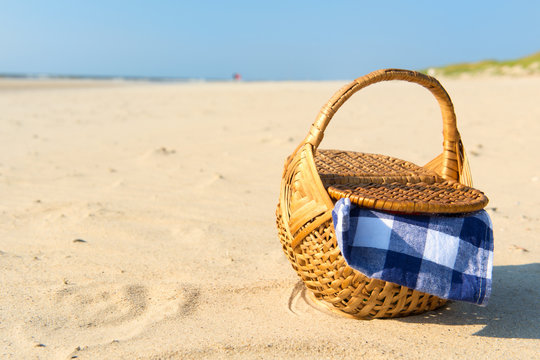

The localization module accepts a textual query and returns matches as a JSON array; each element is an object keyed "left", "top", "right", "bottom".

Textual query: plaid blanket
[{"left": 332, "top": 198, "right": 494, "bottom": 305}]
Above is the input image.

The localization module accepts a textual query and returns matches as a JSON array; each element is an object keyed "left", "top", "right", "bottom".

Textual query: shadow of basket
[{"left": 397, "top": 263, "right": 540, "bottom": 339}]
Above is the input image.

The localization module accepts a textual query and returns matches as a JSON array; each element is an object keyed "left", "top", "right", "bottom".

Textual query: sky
[{"left": 1, "top": 1, "right": 539, "bottom": 80}]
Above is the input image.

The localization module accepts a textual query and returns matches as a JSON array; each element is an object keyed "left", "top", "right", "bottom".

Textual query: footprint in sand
[
  {"left": 176, "top": 284, "right": 201, "bottom": 318},
  {"left": 54, "top": 283, "right": 148, "bottom": 328},
  {"left": 25, "top": 281, "right": 202, "bottom": 350},
  {"left": 51, "top": 282, "right": 201, "bottom": 326}
]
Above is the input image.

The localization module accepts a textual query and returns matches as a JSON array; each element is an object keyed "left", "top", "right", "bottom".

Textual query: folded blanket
[{"left": 332, "top": 198, "right": 494, "bottom": 305}]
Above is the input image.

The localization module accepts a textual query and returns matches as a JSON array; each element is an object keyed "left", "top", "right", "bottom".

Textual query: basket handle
[{"left": 303, "top": 68, "right": 464, "bottom": 181}]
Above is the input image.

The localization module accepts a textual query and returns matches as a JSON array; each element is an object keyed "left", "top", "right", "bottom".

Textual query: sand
[{"left": 0, "top": 76, "right": 538, "bottom": 359}]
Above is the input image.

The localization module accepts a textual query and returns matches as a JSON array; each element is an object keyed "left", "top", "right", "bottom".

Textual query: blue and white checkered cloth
[{"left": 332, "top": 198, "right": 494, "bottom": 305}]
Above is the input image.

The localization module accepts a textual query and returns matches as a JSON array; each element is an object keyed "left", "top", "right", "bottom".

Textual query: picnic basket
[{"left": 276, "top": 69, "right": 488, "bottom": 318}]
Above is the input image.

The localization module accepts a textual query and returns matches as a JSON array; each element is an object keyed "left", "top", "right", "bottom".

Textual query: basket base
[
  {"left": 305, "top": 290, "right": 363, "bottom": 319},
  {"left": 304, "top": 286, "right": 447, "bottom": 319}
]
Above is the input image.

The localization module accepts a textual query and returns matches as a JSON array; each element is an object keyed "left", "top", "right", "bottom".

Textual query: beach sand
[{"left": 0, "top": 76, "right": 538, "bottom": 359}]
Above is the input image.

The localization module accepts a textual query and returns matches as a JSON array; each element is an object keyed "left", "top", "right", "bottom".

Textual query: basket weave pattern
[
  {"left": 277, "top": 69, "right": 482, "bottom": 318},
  {"left": 316, "top": 150, "right": 440, "bottom": 185}
]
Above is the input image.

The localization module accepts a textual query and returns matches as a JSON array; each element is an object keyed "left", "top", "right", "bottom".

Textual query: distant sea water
[{"left": 0, "top": 73, "right": 233, "bottom": 82}]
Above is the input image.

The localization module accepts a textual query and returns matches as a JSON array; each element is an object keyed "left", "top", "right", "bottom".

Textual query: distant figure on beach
[{"left": 233, "top": 73, "right": 242, "bottom": 81}]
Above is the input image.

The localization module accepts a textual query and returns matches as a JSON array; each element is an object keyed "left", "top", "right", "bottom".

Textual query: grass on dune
[{"left": 422, "top": 51, "right": 540, "bottom": 76}]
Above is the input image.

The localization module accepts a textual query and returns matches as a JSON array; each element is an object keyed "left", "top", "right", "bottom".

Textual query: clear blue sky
[{"left": 1, "top": 1, "right": 539, "bottom": 80}]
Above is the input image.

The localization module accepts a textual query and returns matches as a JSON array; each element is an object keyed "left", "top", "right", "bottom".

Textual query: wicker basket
[{"left": 276, "top": 69, "right": 488, "bottom": 318}]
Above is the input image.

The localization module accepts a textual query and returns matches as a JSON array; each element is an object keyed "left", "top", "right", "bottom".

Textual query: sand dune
[{"left": 0, "top": 77, "right": 538, "bottom": 359}]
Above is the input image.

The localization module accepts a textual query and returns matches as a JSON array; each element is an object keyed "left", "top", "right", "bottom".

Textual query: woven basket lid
[
  {"left": 315, "top": 150, "right": 488, "bottom": 214},
  {"left": 328, "top": 181, "right": 488, "bottom": 214}
]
